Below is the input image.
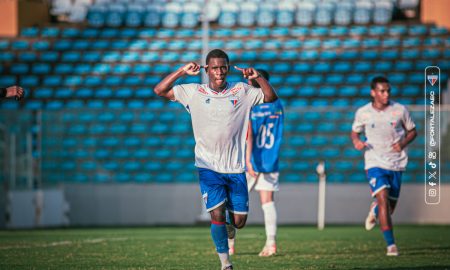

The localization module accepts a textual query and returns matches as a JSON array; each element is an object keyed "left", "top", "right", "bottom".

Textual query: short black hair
[
  {"left": 206, "top": 49, "right": 229, "bottom": 65},
  {"left": 371, "top": 76, "right": 390, "bottom": 90}
]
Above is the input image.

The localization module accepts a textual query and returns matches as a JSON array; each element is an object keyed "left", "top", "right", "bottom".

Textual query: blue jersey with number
[{"left": 249, "top": 99, "right": 284, "bottom": 173}]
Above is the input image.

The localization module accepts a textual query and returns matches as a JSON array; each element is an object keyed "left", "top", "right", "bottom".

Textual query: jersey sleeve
[
  {"left": 402, "top": 107, "right": 416, "bottom": 131},
  {"left": 243, "top": 83, "right": 264, "bottom": 106},
  {"left": 173, "top": 84, "right": 196, "bottom": 108},
  {"left": 352, "top": 108, "right": 364, "bottom": 133}
]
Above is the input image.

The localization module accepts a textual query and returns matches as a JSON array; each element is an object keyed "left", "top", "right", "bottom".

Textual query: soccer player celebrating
[
  {"left": 228, "top": 70, "right": 283, "bottom": 257},
  {"left": 154, "top": 49, "right": 278, "bottom": 270},
  {"left": 351, "top": 76, "right": 417, "bottom": 256},
  {"left": 0, "top": 85, "right": 24, "bottom": 100}
]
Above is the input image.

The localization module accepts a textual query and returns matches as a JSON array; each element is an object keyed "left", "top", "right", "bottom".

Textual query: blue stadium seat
[
  {"left": 238, "top": 2, "right": 257, "bottom": 26},
  {"left": 54, "top": 87, "right": 73, "bottom": 98},
  {"left": 19, "top": 52, "right": 36, "bottom": 62},
  {"left": 20, "top": 76, "right": 39, "bottom": 88},
  {"left": 315, "top": 1, "right": 334, "bottom": 26},
  {"left": 296, "top": 1, "right": 315, "bottom": 26},
  {"left": 0, "top": 76, "right": 16, "bottom": 86},
  {"left": 373, "top": 1, "right": 393, "bottom": 24},
  {"left": 33, "top": 88, "right": 53, "bottom": 99},
  {"left": 354, "top": 1, "right": 372, "bottom": 24},
  {"left": 95, "top": 88, "right": 113, "bottom": 98},
  {"left": 43, "top": 76, "right": 62, "bottom": 87},
  {"left": 10, "top": 63, "right": 28, "bottom": 74},
  {"left": 361, "top": 50, "right": 379, "bottom": 60},
  {"left": 144, "top": 6, "right": 161, "bottom": 27},
  {"left": 277, "top": 1, "right": 295, "bottom": 26},
  {"left": 75, "top": 88, "right": 93, "bottom": 98},
  {"left": 125, "top": 5, "right": 145, "bottom": 27},
  {"left": 54, "top": 63, "right": 73, "bottom": 74},
  {"left": 219, "top": 2, "right": 238, "bottom": 27},
  {"left": 11, "top": 40, "right": 29, "bottom": 50},
  {"left": 53, "top": 40, "right": 71, "bottom": 51},
  {"left": 334, "top": 1, "right": 353, "bottom": 25},
  {"left": 257, "top": 3, "right": 276, "bottom": 27},
  {"left": 409, "top": 24, "right": 428, "bottom": 36}
]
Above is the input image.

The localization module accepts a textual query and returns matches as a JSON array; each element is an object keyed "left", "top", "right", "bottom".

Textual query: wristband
[{"left": 0, "top": 87, "right": 6, "bottom": 98}]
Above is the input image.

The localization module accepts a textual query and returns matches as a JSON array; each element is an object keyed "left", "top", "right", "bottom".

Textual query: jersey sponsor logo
[
  {"left": 427, "top": 75, "right": 438, "bottom": 86},
  {"left": 205, "top": 98, "right": 210, "bottom": 104},
  {"left": 370, "top": 177, "right": 376, "bottom": 187}
]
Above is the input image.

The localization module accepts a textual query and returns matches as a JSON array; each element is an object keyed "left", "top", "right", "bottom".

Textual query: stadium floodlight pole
[
  {"left": 316, "top": 161, "right": 326, "bottom": 230},
  {"left": 200, "top": 0, "right": 209, "bottom": 84},
  {"left": 26, "top": 132, "right": 33, "bottom": 189}
]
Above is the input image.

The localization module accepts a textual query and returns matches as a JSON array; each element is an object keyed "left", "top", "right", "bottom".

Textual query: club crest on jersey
[
  {"left": 229, "top": 96, "right": 238, "bottom": 107},
  {"left": 370, "top": 177, "right": 376, "bottom": 187},
  {"left": 427, "top": 75, "right": 438, "bottom": 86}
]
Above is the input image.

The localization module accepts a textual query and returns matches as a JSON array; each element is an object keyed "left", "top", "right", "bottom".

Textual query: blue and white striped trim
[{"left": 206, "top": 199, "right": 226, "bottom": 212}]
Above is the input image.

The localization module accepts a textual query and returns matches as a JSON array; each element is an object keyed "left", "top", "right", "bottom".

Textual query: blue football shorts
[
  {"left": 366, "top": 167, "right": 403, "bottom": 200},
  {"left": 198, "top": 168, "right": 249, "bottom": 214}
]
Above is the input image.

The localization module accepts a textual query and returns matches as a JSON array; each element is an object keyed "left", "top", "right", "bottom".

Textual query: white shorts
[{"left": 246, "top": 172, "right": 279, "bottom": 192}]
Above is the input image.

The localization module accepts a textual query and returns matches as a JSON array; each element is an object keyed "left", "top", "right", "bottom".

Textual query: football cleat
[
  {"left": 222, "top": 265, "right": 233, "bottom": 270},
  {"left": 258, "top": 244, "right": 276, "bottom": 257},
  {"left": 365, "top": 202, "right": 377, "bottom": 231},
  {"left": 386, "top": 244, "right": 399, "bottom": 256}
]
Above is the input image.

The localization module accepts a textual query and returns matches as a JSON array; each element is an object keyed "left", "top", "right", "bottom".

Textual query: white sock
[
  {"left": 228, "top": 238, "right": 235, "bottom": 248},
  {"left": 262, "top": 201, "right": 277, "bottom": 247},
  {"left": 218, "top": 252, "right": 231, "bottom": 269}
]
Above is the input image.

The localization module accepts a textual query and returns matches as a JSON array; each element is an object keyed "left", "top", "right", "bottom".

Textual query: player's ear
[{"left": 370, "top": 89, "right": 376, "bottom": 98}]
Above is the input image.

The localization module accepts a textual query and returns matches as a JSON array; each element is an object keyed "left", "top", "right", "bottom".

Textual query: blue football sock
[
  {"left": 382, "top": 229, "right": 395, "bottom": 246},
  {"left": 211, "top": 222, "right": 229, "bottom": 253}
]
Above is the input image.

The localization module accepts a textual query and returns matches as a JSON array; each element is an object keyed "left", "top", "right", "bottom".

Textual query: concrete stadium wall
[
  {"left": 62, "top": 183, "right": 450, "bottom": 227},
  {"left": 2, "top": 183, "right": 448, "bottom": 228}
]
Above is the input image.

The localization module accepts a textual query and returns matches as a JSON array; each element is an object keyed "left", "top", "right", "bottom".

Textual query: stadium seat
[
  {"left": 373, "top": 1, "right": 393, "bottom": 24},
  {"left": 296, "top": 1, "right": 315, "bottom": 26},
  {"left": 277, "top": 1, "right": 295, "bottom": 27},
  {"left": 334, "top": 1, "right": 353, "bottom": 25},
  {"left": 219, "top": 2, "right": 238, "bottom": 27},
  {"left": 257, "top": 2, "right": 276, "bottom": 27},
  {"left": 238, "top": 2, "right": 257, "bottom": 27},
  {"left": 354, "top": 1, "right": 372, "bottom": 24},
  {"left": 315, "top": 1, "right": 334, "bottom": 26}
]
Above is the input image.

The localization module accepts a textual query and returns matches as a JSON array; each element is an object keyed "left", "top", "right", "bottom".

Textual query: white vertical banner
[{"left": 424, "top": 66, "right": 440, "bottom": 205}]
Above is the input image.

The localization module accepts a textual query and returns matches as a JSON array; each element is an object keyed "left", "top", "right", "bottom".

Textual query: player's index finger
[{"left": 234, "top": 66, "right": 244, "bottom": 71}]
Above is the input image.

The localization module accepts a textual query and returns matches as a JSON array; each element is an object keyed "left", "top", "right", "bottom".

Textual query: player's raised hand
[
  {"left": 234, "top": 66, "right": 260, "bottom": 80},
  {"left": 181, "top": 62, "right": 201, "bottom": 75},
  {"left": 6, "top": 85, "right": 24, "bottom": 100}
]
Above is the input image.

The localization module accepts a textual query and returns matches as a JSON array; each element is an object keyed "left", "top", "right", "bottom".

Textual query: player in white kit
[
  {"left": 154, "top": 49, "right": 278, "bottom": 270},
  {"left": 351, "top": 76, "right": 417, "bottom": 256}
]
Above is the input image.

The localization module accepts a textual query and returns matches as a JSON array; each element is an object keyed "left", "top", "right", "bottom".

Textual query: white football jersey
[
  {"left": 173, "top": 82, "right": 264, "bottom": 173},
  {"left": 352, "top": 101, "right": 416, "bottom": 171}
]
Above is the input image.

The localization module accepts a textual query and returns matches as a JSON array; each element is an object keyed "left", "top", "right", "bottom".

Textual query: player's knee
[{"left": 233, "top": 216, "right": 247, "bottom": 229}]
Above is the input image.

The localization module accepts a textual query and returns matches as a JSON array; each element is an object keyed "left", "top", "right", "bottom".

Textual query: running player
[
  {"left": 228, "top": 70, "right": 283, "bottom": 257},
  {"left": 351, "top": 76, "right": 417, "bottom": 256},
  {"left": 154, "top": 49, "right": 278, "bottom": 270}
]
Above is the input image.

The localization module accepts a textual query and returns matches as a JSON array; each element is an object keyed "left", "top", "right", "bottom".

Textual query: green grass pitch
[{"left": 1, "top": 225, "right": 449, "bottom": 269}]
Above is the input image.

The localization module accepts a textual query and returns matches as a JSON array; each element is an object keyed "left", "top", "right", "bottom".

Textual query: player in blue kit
[
  {"left": 228, "top": 70, "right": 284, "bottom": 257},
  {"left": 351, "top": 76, "right": 417, "bottom": 256},
  {"left": 154, "top": 50, "right": 278, "bottom": 270}
]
